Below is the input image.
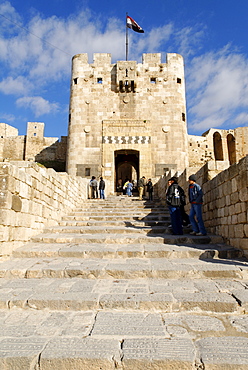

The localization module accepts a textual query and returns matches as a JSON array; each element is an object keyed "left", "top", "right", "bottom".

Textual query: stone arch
[
  {"left": 227, "top": 133, "right": 236, "bottom": 165},
  {"left": 213, "top": 132, "right": 224, "bottom": 161}
]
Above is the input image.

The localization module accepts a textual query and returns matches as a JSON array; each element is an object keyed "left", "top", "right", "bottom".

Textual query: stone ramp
[{"left": 0, "top": 196, "right": 248, "bottom": 369}]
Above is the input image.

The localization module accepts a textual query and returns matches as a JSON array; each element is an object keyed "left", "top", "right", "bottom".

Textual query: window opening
[
  {"left": 177, "top": 78, "right": 181, "bottom": 84},
  {"left": 97, "top": 78, "right": 102, "bottom": 84},
  {"left": 150, "top": 78, "right": 156, "bottom": 83},
  {"left": 85, "top": 168, "right": 90, "bottom": 176},
  {"left": 126, "top": 69, "right": 128, "bottom": 77},
  {"left": 74, "top": 78, "right": 78, "bottom": 85},
  {"left": 182, "top": 113, "right": 185, "bottom": 121}
]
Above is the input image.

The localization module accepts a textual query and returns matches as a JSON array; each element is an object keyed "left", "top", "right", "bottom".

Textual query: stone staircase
[{"left": 0, "top": 196, "right": 248, "bottom": 369}]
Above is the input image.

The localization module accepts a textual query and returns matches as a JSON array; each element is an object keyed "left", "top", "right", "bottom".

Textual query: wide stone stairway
[{"left": 0, "top": 196, "right": 248, "bottom": 369}]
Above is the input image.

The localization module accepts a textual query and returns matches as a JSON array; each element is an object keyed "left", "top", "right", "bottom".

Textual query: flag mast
[{"left": 126, "top": 13, "right": 128, "bottom": 61}]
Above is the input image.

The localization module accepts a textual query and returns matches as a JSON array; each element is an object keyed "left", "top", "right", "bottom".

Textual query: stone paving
[{"left": 0, "top": 196, "right": 248, "bottom": 369}]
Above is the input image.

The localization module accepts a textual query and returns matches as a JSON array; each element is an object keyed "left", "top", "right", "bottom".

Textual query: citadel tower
[{"left": 66, "top": 53, "right": 189, "bottom": 193}]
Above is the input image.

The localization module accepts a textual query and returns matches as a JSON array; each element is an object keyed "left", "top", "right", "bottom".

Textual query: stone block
[
  {"left": 239, "top": 187, "right": 248, "bottom": 202},
  {"left": 11, "top": 195, "right": 22, "bottom": 212},
  {"left": 234, "top": 224, "right": 244, "bottom": 239},
  {"left": 0, "top": 190, "right": 12, "bottom": 209}
]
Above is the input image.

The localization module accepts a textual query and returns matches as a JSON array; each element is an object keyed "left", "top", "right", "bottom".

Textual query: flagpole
[{"left": 126, "top": 13, "right": 128, "bottom": 61}]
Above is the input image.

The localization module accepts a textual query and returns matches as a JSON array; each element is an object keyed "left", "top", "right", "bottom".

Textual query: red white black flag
[{"left": 126, "top": 15, "right": 144, "bottom": 33}]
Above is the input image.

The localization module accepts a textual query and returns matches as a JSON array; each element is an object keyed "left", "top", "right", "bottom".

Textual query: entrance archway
[
  {"left": 115, "top": 150, "right": 139, "bottom": 192},
  {"left": 213, "top": 132, "right": 224, "bottom": 161},
  {"left": 227, "top": 134, "right": 236, "bottom": 165}
]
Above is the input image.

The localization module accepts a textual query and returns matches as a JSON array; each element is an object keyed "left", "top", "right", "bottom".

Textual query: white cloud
[
  {"left": 176, "top": 24, "right": 206, "bottom": 58},
  {"left": 0, "top": 76, "right": 32, "bottom": 95},
  {"left": 233, "top": 112, "right": 248, "bottom": 125},
  {"left": 0, "top": 112, "right": 16, "bottom": 122},
  {"left": 187, "top": 46, "right": 248, "bottom": 132},
  {"left": 16, "top": 96, "right": 59, "bottom": 117}
]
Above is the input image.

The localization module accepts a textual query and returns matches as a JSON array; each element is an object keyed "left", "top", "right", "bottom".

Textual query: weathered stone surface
[{"left": 0, "top": 196, "right": 248, "bottom": 369}]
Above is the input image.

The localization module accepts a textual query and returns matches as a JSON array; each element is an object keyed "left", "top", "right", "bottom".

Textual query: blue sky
[{"left": 1, "top": 0, "right": 248, "bottom": 138}]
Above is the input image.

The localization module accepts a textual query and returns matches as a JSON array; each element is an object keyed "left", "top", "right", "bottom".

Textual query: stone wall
[
  {"left": 202, "top": 156, "right": 248, "bottom": 254},
  {"left": 157, "top": 157, "right": 248, "bottom": 255},
  {"left": 0, "top": 162, "right": 89, "bottom": 255}
]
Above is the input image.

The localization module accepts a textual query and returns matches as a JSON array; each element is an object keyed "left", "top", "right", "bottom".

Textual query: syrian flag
[{"left": 126, "top": 15, "right": 144, "bottom": 33}]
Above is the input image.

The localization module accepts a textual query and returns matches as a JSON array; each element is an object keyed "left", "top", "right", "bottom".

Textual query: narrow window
[
  {"left": 150, "top": 78, "right": 156, "bottom": 83},
  {"left": 131, "top": 80, "right": 135, "bottom": 92},
  {"left": 85, "top": 168, "right": 90, "bottom": 176},
  {"left": 74, "top": 78, "right": 78, "bottom": 85},
  {"left": 97, "top": 78, "right": 102, "bottom": 84},
  {"left": 34, "top": 133, "right": 37, "bottom": 137},
  {"left": 182, "top": 113, "right": 185, "bottom": 121},
  {"left": 177, "top": 78, "right": 181, "bottom": 84},
  {"left": 126, "top": 69, "right": 128, "bottom": 77}
]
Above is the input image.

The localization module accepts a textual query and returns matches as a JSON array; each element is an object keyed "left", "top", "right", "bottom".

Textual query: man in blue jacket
[{"left": 188, "top": 174, "right": 207, "bottom": 236}]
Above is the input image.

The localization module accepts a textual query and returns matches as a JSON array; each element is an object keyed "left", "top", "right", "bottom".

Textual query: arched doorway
[
  {"left": 115, "top": 150, "right": 139, "bottom": 192},
  {"left": 213, "top": 132, "right": 224, "bottom": 161},
  {"left": 227, "top": 134, "right": 236, "bottom": 165}
]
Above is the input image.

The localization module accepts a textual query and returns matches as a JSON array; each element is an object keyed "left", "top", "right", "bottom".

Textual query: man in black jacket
[{"left": 166, "top": 177, "right": 184, "bottom": 235}]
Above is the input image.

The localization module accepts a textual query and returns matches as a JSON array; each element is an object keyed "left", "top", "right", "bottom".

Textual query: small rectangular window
[
  {"left": 34, "top": 133, "right": 37, "bottom": 137},
  {"left": 150, "top": 78, "right": 156, "bottom": 83},
  {"left": 182, "top": 113, "right": 185, "bottom": 121},
  {"left": 85, "top": 168, "right": 90, "bottom": 176},
  {"left": 74, "top": 78, "right": 78, "bottom": 85},
  {"left": 177, "top": 78, "right": 181, "bottom": 84},
  {"left": 97, "top": 78, "right": 102, "bottom": 84}
]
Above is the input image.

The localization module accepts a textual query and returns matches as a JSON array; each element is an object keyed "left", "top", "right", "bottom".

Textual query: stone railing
[{"left": 0, "top": 162, "right": 88, "bottom": 255}]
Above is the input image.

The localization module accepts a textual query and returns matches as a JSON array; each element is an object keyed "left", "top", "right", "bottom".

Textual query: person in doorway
[
  {"left": 117, "top": 178, "right": 123, "bottom": 193},
  {"left": 126, "top": 180, "right": 133, "bottom": 197},
  {"left": 188, "top": 174, "right": 207, "bottom": 236},
  {"left": 91, "top": 176, "right": 98, "bottom": 199},
  {"left": 138, "top": 176, "right": 146, "bottom": 200},
  {"left": 146, "top": 179, "right": 153, "bottom": 201},
  {"left": 166, "top": 177, "right": 184, "bottom": 235},
  {"left": 99, "top": 177, "right": 105, "bottom": 199}
]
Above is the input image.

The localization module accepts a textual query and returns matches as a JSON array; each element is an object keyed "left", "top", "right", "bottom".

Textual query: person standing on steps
[
  {"left": 99, "top": 177, "right": 105, "bottom": 199},
  {"left": 146, "top": 179, "right": 153, "bottom": 201},
  {"left": 91, "top": 176, "right": 98, "bottom": 199},
  {"left": 166, "top": 177, "right": 184, "bottom": 235},
  {"left": 125, "top": 180, "right": 133, "bottom": 197},
  {"left": 138, "top": 176, "right": 146, "bottom": 200},
  {"left": 188, "top": 174, "right": 207, "bottom": 236}
]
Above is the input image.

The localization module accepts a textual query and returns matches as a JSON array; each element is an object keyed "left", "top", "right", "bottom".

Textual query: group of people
[
  {"left": 166, "top": 175, "right": 207, "bottom": 236},
  {"left": 118, "top": 176, "right": 154, "bottom": 200},
  {"left": 89, "top": 176, "right": 105, "bottom": 199}
]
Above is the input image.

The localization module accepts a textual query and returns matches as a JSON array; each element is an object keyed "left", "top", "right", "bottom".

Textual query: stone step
[
  {"left": 30, "top": 232, "right": 223, "bottom": 245},
  {"left": 43, "top": 225, "right": 176, "bottom": 235},
  {"left": 65, "top": 211, "right": 169, "bottom": 218},
  {"left": 0, "top": 257, "right": 247, "bottom": 280},
  {"left": 61, "top": 214, "right": 170, "bottom": 221},
  {"left": 0, "top": 277, "right": 247, "bottom": 312},
  {"left": 1, "top": 309, "right": 248, "bottom": 369},
  {"left": 59, "top": 219, "right": 171, "bottom": 227},
  {"left": 14, "top": 242, "right": 239, "bottom": 259}
]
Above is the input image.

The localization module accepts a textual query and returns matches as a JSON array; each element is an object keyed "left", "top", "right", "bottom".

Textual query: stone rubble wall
[
  {"left": 156, "top": 156, "right": 248, "bottom": 255},
  {"left": 0, "top": 162, "right": 89, "bottom": 255}
]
